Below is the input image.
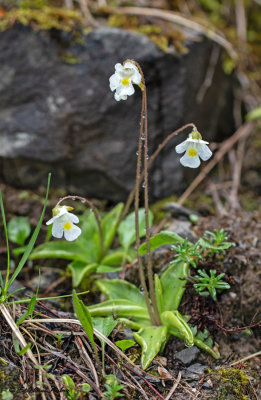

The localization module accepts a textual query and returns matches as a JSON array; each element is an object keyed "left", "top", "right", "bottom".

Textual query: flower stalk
[
  {"left": 123, "top": 59, "right": 161, "bottom": 325},
  {"left": 132, "top": 67, "right": 156, "bottom": 325},
  {"left": 109, "top": 59, "right": 212, "bottom": 327}
]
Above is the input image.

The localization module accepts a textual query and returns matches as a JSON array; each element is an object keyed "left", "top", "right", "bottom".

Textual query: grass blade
[
  {"left": 0, "top": 190, "right": 10, "bottom": 292},
  {"left": 6, "top": 173, "right": 51, "bottom": 292}
]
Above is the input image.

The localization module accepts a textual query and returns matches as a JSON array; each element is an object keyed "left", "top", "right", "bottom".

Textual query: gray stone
[
  {"left": 165, "top": 202, "right": 200, "bottom": 219},
  {"left": 175, "top": 346, "right": 200, "bottom": 365},
  {"left": 184, "top": 363, "right": 208, "bottom": 378},
  {"left": 0, "top": 25, "right": 234, "bottom": 200},
  {"left": 168, "top": 219, "right": 198, "bottom": 242}
]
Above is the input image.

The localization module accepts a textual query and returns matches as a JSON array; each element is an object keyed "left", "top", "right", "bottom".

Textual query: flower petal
[
  {"left": 124, "top": 62, "right": 141, "bottom": 84},
  {"left": 64, "top": 225, "right": 82, "bottom": 241},
  {"left": 115, "top": 93, "right": 127, "bottom": 101},
  {"left": 197, "top": 143, "right": 212, "bottom": 161},
  {"left": 46, "top": 217, "right": 55, "bottom": 226},
  {"left": 52, "top": 220, "right": 64, "bottom": 238},
  {"left": 118, "top": 84, "right": 135, "bottom": 97},
  {"left": 124, "top": 61, "right": 137, "bottom": 70},
  {"left": 180, "top": 152, "right": 201, "bottom": 168},
  {"left": 68, "top": 213, "right": 79, "bottom": 224},
  {"left": 175, "top": 140, "right": 188, "bottom": 154},
  {"left": 109, "top": 73, "right": 121, "bottom": 91},
  {"left": 115, "top": 63, "right": 124, "bottom": 73}
]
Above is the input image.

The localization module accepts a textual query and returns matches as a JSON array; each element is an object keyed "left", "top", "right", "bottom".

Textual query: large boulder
[{"left": 0, "top": 25, "right": 234, "bottom": 200}]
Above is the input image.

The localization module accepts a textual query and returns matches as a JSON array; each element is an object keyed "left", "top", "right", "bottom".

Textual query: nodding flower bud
[
  {"left": 191, "top": 130, "right": 202, "bottom": 140},
  {"left": 52, "top": 205, "right": 73, "bottom": 216}
]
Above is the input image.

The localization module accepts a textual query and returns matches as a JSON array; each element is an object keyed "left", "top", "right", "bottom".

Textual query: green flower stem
[{"left": 55, "top": 195, "right": 105, "bottom": 258}]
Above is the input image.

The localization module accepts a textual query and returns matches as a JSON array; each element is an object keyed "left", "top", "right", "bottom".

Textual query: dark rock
[
  {"left": 0, "top": 25, "right": 234, "bottom": 201},
  {"left": 165, "top": 202, "right": 200, "bottom": 219},
  {"left": 168, "top": 219, "right": 198, "bottom": 242},
  {"left": 184, "top": 363, "right": 208, "bottom": 378},
  {"left": 175, "top": 346, "right": 200, "bottom": 365}
]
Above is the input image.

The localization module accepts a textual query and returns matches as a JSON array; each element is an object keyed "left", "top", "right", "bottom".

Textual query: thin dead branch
[{"left": 165, "top": 371, "right": 182, "bottom": 400}]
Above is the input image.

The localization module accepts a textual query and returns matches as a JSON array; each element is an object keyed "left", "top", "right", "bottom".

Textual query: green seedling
[
  {"left": 1, "top": 389, "right": 13, "bottom": 400},
  {"left": 102, "top": 374, "right": 125, "bottom": 400},
  {"left": 170, "top": 238, "right": 203, "bottom": 268},
  {"left": 193, "top": 269, "right": 231, "bottom": 301},
  {"left": 62, "top": 374, "right": 90, "bottom": 400},
  {"left": 198, "top": 229, "right": 235, "bottom": 256}
]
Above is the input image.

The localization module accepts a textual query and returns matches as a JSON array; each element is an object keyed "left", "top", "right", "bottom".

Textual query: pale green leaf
[
  {"left": 133, "top": 325, "right": 167, "bottom": 369},
  {"left": 101, "top": 203, "right": 124, "bottom": 252},
  {"left": 96, "top": 279, "right": 146, "bottom": 307},
  {"left": 93, "top": 316, "right": 117, "bottom": 339},
  {"left": 101, "top": 248, "right": 135, "bottom": 266},
  {"left": 115, "top": 339, "right": 135, "bottom": 352},
  {"left": 161, "top": 310, "right": 194, "bottom": 347},
  {"left": 72, "top": 290, "right": 97, "bottom": 356},
  {"left": 154, "top": 274, "right": 163, "bottom": 314},
  {"left": 88, "top": 299, "right": 149, "bottom": 319},
  {"left": 67, "top": 261, "right": 97, "bottom": 287},
  {"left": 160, "top": 261, "right": 189, "bottom": 311},
  {"left": 7, "top": 217, "right": 31, "bottom": 246},
  {"left": 96, "top": 265, "right": 122, "bottom": 273},
  {"left": 31, "top": 241, "right": 90, "bottom": 263},
  {"left": 118, "top": 208, "right": 153, "bottom": 250},
  {"left": 138, "top": 231, "right": 184, "bottom": 255}
]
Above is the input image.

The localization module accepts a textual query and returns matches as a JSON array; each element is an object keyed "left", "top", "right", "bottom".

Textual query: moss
[
  {"left": 0, "top": 366, "right": 23, "bottom": 397},
  {"left": 210, "top": 367, "right": 254, "bottom": 400},
  {"left": 60, "top": 52, "right": 81, "bottom": 64},
  {"left": 0, "top": 2, "right": 90, "bottom": 35},
  {"left": 151, "top": 195, "right": 179, "bottom": 222},
  {"left": 183, "top": 193, "right": 216, "bottom": 215},
  {"left": 107, "top": 13, "right": 187, "bottom": 53}
]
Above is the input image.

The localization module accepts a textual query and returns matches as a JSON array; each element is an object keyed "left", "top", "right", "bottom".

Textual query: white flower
[
  {"left": 175, "top": 132, "right": 212, "bottom": 168},
  {"left": 46, "top": 206, "right": 81, "bottom": 241},
  {"left": 109, "top": 61, "right": 142, "bottom": 101}
]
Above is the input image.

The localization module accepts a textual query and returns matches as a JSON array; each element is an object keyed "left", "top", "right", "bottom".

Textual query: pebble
[{"left": 175, "top": 346, "right": 199, "bottom": 365}]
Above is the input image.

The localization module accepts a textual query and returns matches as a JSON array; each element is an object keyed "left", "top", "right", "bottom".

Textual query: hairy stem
[
  {"left": 132, "top": 70, "right": 156, "bottom": 325},
  {"left": 143, "top": 87, "right": 161, "bottom": 325}
]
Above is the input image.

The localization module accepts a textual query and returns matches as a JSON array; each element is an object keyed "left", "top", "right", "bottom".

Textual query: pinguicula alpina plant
[
  {"left": 80, "top": 59, "right": 220, "bottom": 369},
  {"left": 28, "top": 60, "right": 221, "bottom": 369},
  {"left": 31, "top": 60, "right": 220, "bottom": 369}
]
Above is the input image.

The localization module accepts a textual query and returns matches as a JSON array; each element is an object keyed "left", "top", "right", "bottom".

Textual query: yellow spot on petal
[
  {"left": 122, "top": 77, "right": 130, "bottom": 86},
  {"left": 188, "top": 148, "right": 197, "bottom": 157},
  {"left": 64, "top": 221, "right": 72, "bottom": 230}
]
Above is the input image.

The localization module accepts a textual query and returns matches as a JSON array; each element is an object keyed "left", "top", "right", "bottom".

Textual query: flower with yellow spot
[
  {"left": 175, "top": 131, "right": 212, "bottom": 168},
  {"left": 46, "top": 206, "right": 81, "bottom": 241},
  {"left": 109, "top": 61, "right": 142, "bottom": 101}
]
